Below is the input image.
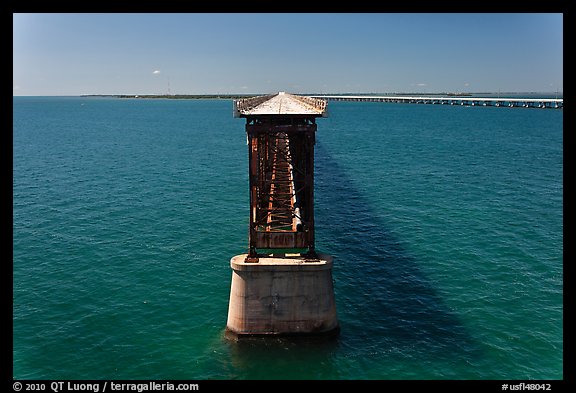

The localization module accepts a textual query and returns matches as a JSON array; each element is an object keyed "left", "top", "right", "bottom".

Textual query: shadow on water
[
  {"left": 222, "top": 141, "right": 483, "bottom": 379},
  {"left": 314, "top": 141, "right": 482, "bottom": 363}
]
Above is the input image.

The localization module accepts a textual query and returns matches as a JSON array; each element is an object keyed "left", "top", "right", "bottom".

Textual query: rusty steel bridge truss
[{"left": 246, "top": 116, "right": 317, "bottom": 261}]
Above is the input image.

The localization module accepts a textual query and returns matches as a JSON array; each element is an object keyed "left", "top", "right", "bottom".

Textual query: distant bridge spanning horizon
[{"left": 307, "top": 95, "right": 563, "bottom": 109}]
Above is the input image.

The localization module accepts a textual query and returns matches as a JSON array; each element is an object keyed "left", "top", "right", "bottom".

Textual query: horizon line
[{"left": 13, "top": 90, "right": 565, "bottom": 98}]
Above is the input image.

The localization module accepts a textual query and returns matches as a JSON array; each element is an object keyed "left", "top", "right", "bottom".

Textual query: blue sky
[{"left": 13, "top": 13, "right": 563, "bottom": 95}]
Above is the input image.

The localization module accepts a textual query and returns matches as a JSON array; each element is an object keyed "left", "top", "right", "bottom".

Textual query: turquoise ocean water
[{"left": 13, "top": 96, "right": 563, "bottom": 380}]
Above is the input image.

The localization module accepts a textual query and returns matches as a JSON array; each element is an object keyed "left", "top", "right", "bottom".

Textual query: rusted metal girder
[{"left": 246, "top": 116, "right": 317, "bottom": 261}]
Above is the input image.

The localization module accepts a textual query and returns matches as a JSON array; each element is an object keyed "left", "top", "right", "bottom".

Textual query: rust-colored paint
[
  {"left": 256, "top": 232, "right": 308, "bottom": 249},
  {"left": 242, "top": 105, "right": 324, "bottom": 259}
]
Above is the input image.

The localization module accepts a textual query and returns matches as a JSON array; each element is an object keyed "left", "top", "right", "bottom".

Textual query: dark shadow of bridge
[
  {"left": 313, "top": 141, "right": 483, "bottom": 363},
  {"left": 223, "top": 140, "right": 484, "bottom": 379}
]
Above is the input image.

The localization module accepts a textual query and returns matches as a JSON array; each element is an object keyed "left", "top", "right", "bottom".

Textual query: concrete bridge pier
[
  {"left": 226, "top": 254, "right": 339, "bottom": 337},
  {"left": 227, "top": 92, "right": 337, "bottom": 338}
]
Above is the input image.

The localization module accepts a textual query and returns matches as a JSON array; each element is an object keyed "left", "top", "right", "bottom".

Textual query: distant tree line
[{"left": 81, "top": 94, "right": 259, "bottom": 99}]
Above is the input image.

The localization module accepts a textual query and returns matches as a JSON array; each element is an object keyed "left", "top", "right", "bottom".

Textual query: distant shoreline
[
  {"left": 79, "top": 92, "right": 563, "bottom": 100},
  {"left": 80, "top": 94, "right": 256, "bottom": 100}
]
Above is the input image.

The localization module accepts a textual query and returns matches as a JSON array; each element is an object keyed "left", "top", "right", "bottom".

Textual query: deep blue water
[{"left": 13, "top": 96, "right": 563, "bottom": 379}]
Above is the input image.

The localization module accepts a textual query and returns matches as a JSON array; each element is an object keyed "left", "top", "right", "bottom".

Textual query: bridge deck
[
  {"left": 308, "top": 95, "right": 563, "bottom": 109},
  {"left": 234, "top": 92, "right": 327, "bottom": 117}
]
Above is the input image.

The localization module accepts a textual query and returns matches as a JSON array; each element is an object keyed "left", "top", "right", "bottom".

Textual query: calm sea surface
[{"left": 13, "top": 96, "right": 563, "bottom": 379}]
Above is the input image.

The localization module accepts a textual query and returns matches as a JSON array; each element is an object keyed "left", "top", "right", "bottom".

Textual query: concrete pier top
[
  {"left": 227, "top": 252, "right": 338, "bottom": 336},
  {"left": 233, "top": 92, "right": 328, "bottom": 117},
  {"left": 231, "top": 253, "right": 333, "bottom": 272}
]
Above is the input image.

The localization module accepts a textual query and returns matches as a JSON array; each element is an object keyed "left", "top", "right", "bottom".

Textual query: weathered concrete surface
[
  {"left": 226, "top": 254, "right": 339, "bottom": 337},
  {"left": 233, "top": 92, "right": 328, "bottom": 117}
]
